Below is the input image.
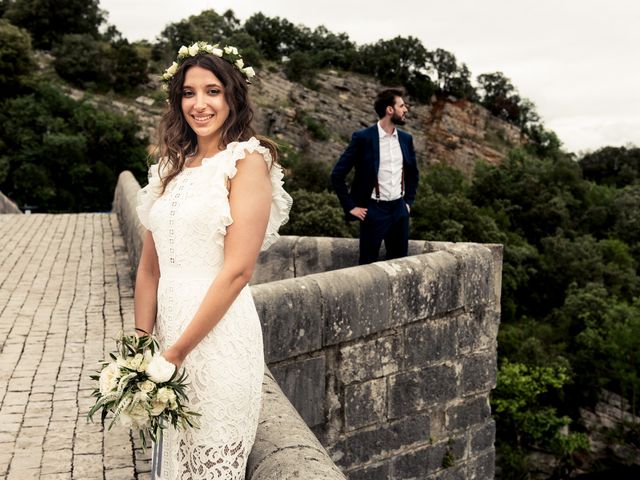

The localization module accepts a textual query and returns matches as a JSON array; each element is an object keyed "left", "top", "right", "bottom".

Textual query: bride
[{"left": 134, "top": 42, "right": 292, "bottom": 479}]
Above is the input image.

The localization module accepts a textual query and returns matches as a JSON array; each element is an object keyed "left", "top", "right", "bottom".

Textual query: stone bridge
[{"left": 0, "top": 179, "right": 501, "bottom": 479}]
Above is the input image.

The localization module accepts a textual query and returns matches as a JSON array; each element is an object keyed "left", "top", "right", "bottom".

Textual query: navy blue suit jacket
[{"left": 331, "top": 125, "right": 419, "bottom": 220}]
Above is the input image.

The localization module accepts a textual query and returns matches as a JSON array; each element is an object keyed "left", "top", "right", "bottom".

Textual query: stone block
[
  {"left": 445, "top": 396, "right": 491, "bottom": 431},
  {"left": 271, "top": 356, "right": 326, "bottom": 427},
  {"left": 330, "top": 413, "right": 430, "bottom": 469},
  {"left": 388, "top": 365, "right": 458, "bottom": 418},
  {"left": 456, "top": 307, "right": 500, "bottom": 354},
  {"left": 312, "top": 265, "right": 392, "bottom": 345},
  {"left": 391, "top": 434, "right": 467, "bottom": 479},
  {"left": 390, "top": 443, "right": 447, "bottom": 478},
  {"left": 470, "top": 420, "right": 495, "bottom": 456},
  {"left": 461, "top": 352, "right": 497, "bottom": 394},
  {"left": 468, "top": 450, "right": 495, "bottom": 480},
  {"left": 252, "top": 276, "right": 323, "bottom": 363},
  {"left": 347, "top": 461, "right": 390, "bottom": 480},
  {"left": 428, "top": 466, "right": 466, "bottom": 480},
  {"left": 344, "top": 378, "right": 386, "bottom": 431},
  {"left": 252, "top": 236, "right": 298, "bottom": 284},
  {"left": 339, "top": 335, "right": 402, "bottom": 385},
  {"left": 404, "top": 319, "right": 457, "bottom": 369},
  {"left": 447, "top": 244, "right": 499, "bottom": 309},
  {"left": 294, "top": 237, "right": 359, "bottom": 277},
  {"left": 373, "top": 251, "right": 462, "bottom": 326}
]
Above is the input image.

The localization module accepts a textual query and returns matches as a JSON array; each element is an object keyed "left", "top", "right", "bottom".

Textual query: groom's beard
[{"left": 391, "top": 112, "right": 406, "bottom": 126}]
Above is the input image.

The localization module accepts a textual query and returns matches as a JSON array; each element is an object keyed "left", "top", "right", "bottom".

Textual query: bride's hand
[{"left": 162, "top": 346, "right": 185, "bottom": 369}]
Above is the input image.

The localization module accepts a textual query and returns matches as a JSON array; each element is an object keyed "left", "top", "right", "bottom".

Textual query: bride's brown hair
[{"left": 156, "top": 53, "right": 277, "bottom": 192}]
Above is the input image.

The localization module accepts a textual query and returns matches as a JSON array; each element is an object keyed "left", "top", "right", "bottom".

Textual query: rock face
[
  {"left": 579, "top": 391, "right": 640, "bottom": 472},
  {"left": 424, "top": 97, "right": 525, "bottom": 175},
  {"left": 250, "top": 68, "right": 525, "bottom": 175}
]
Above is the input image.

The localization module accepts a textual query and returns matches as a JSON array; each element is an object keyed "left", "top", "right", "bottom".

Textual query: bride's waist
[{"left": 158, "top": 264, "right": 219, "bottom": 281}]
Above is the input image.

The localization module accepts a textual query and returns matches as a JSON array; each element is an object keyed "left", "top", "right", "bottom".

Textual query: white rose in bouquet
[
  {"left": 138, "top": 380, "right": 155, "bottom": 393},
  {"left": 150, "top": 399, "right": 166, "bottom": 416},
  {"left": 156, "top": 387, "right": 177, "bottom": 409},
  {"left": 145, "top": 355, "right": 176, "bottom": 383},
  {"left": 99, "top": 362, "right": 120, "bottom": 395},
  {"left": 128, "top": 353, "right": 144, "bottom": 371},
  {"left": 120, "top": 402, "right": 149, "bottom": 429}
]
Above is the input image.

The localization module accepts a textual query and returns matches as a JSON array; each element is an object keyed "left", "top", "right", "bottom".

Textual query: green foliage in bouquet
[{"left": 87, "top": 332, "right": 200, "bottom": 449}]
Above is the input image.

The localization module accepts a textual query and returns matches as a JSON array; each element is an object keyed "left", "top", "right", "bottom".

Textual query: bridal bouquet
[{"left": 87, "top": 331, "right": 200, "bottom": 447}]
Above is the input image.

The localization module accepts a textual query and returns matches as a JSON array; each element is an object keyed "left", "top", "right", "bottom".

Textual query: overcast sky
[{"left": 100, "top": 0, "right": 640, "bottom": 154}]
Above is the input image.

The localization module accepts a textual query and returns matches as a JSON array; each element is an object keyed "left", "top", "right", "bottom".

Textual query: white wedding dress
[{"left": 136, "top": 137, "right": 292, "bottom": 479}]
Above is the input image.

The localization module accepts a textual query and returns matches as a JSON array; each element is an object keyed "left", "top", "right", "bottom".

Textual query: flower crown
[{"left": 161, "top": 41, "right": 256, "bottom": 88}]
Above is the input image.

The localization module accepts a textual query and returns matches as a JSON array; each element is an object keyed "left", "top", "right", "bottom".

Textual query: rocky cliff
[
  {"left": 251, "top": 68, "right": 525, "bottom": 175},
  {"left": 71, "top": 64, "right": 525, "bottom": 175}
]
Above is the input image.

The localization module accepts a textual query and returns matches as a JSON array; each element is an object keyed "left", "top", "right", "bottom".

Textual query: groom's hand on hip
[{"left": 350, "top": 207, "right": 368, "bottom": 221}]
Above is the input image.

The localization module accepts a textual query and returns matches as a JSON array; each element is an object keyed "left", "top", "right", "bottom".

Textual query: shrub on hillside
[
  {"left": 280, "top": 189, "right": 356, "bottom": 238},
  {"left": 4, "top": 0, "right": 103, "bottom": 49},
  {"left": 0, "top": 19, "right": 35, "bottom": 95},
  {"left": 0, "top": 83, "right": 148, "bottom": 211},
  {"left": 53, "top": 34, "right": 148, "bottom": 92}
]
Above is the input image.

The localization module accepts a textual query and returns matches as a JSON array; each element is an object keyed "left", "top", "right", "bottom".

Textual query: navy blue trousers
[{"left": 358, "top": 198, "right": 410, "bottom": 265}]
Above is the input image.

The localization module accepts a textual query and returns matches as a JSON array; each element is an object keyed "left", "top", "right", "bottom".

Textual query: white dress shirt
[{"left": 372, "top": 122, "right": 404, "bottom": 201}]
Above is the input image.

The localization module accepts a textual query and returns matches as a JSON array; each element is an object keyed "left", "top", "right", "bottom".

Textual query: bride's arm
[
  {"left": 134, "top": 231, "right": 161, "bottom": 336},
  {"left": 163, "top": 151, "right": 271, "bottom": 367}
]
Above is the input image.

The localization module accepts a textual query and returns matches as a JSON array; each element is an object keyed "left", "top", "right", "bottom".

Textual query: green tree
[
  {"left": 53, "top": 34, "right": 148, "bottom": 92},
  {"left": 426, "top": 48, "right": 477, "bottom": 100},
  {"left": 0, "top": 19, "right": 34, "bottom": 95},
  {"left": 52, "top": 34, "right": 106, "bottom": 89},
  {"left": 477, "top": 71, "right": 541, "bottom": 132},
  {"left": 108, "top": 38, "right": 149, "bottom": 92},
  {"left": 356, "top": 36, "right": 428, "bottom": 86},
  {"left": 157, "top": 9, "right": 240, "bottom": 60},
  {"left": 579, "top": 146, "right": 640, "bottom": 187},
  {"left": 243, "top": 13, "right": 298, "bottom": 61},
  {"left": 493, "top": 361, "right": 589, "bottom": 478},
  {"left": 5, "top": 0, "right": 103, "bottom": 49},
  {"left": 284, "top": 51, "right": 317, "bottom": 87},
  {"left": 0, "top": 83, "right": 148, "bottom": 211}
]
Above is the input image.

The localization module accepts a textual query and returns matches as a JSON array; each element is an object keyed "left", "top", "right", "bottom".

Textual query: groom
[{"left": 331, "top": 88, "right": 419, "bottom": 265}]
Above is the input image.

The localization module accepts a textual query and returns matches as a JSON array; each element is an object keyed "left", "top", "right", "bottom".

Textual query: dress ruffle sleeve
[
  {"left": 213, "top": 136, "right": 293, "bottom": 251},
  {"left": 136, "top": 162, "right": 163, "bottom": 231}
]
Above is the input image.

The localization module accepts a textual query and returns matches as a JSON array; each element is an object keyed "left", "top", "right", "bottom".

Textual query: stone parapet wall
[
  {"left": 0, "top": 191, "right": 21, "bottom": 214},
  {"left": 113, "top": 170, "right": 346, "bottom": 480},
  {"left": 114, "top": 170, "right": 501, "bottom": 479},
  {"left": 253, "top": 244, "right": 501, "bottom": 478}
]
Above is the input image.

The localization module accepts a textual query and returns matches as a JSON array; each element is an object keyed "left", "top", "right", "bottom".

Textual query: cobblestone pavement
[{"left": 0, "top": 214, "right": 151, "bottom": 479}]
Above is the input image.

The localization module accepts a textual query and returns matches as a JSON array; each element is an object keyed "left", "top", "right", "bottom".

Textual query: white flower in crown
[
  {"left": 166, "top": 62, "right": 178, "bottom": 77},
  {"left": 188, "top": 43, "right": 200, "bottom": 56},
  {"left": 161, "top": 41, "right": 255, "bottom": 87}
]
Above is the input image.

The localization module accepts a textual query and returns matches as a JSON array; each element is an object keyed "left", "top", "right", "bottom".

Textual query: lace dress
[{"left": 136, "top": 137, "right": 292, "bottom": 479}]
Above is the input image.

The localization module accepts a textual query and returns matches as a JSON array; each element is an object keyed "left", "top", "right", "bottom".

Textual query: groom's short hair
[{"left": 374, "top": 88, "right": 404, "bottom": 118}]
